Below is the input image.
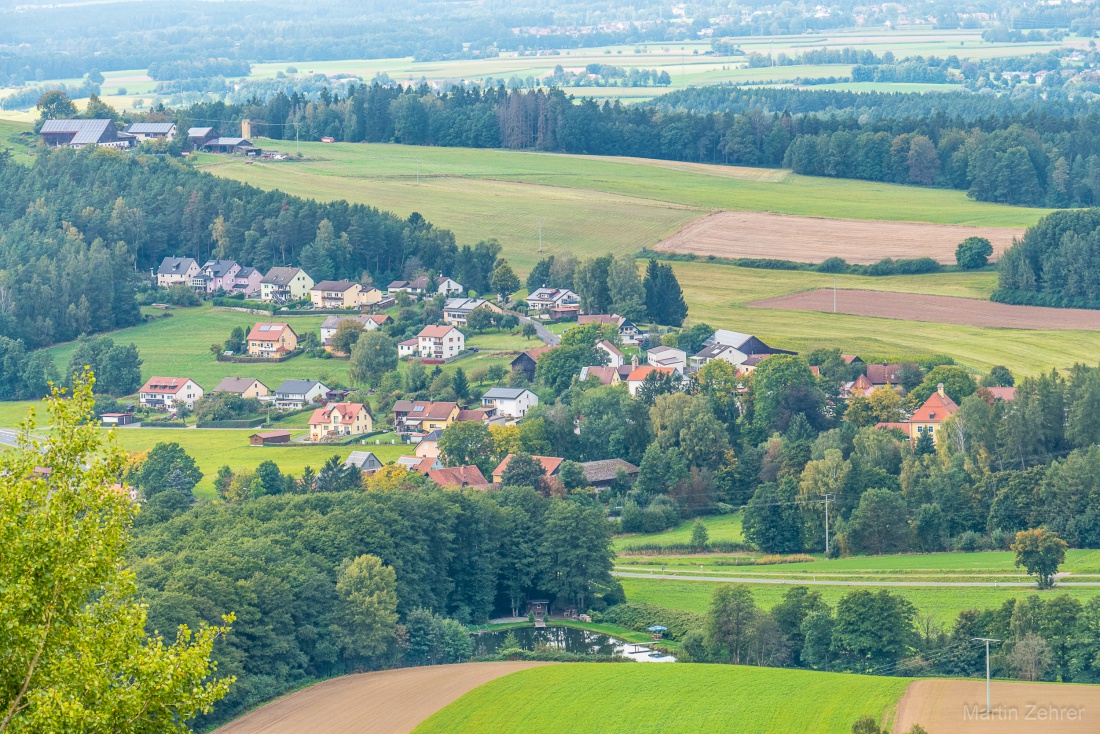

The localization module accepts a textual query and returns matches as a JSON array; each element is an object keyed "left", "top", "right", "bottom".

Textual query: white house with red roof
[
  {"left": 625, "top": 365, "right": 677, "bottom": 397},
  {"left": 139, "top": 377, "right": 203, "bottom": 411},
  {"left": 308, "top": 402, "right": 373, "bottom": 441},
  {"left": 417, "top": 325, "right": 465, "bottom": 360}
]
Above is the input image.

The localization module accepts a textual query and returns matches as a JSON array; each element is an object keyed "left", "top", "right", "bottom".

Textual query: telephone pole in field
[{"left": 971, "top": 637, "right": 1001, "bottom": 714}]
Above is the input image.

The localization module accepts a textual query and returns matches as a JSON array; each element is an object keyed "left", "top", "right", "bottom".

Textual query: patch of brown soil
[
  {"left": 656, "top": 211, "right": 1024, "bottom": 264},
  {"left": 895, "top": 678, "right": 1100, "bottom": 733},
  {"left": 748, "top": 289, "right": 1100, "bottom": 331},
  {"left": 213, "top": 662, "right": 551, "bottom": 734}
]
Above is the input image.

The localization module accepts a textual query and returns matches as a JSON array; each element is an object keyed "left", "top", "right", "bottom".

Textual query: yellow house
[
  {"left": 906, "top": 384, "right": 959, "bottom": 445},
  {"left": 247, "top": 323, "right": 298, "bottom": 358},
  {"left": 308, "top": 402, "right": 373, "bottom": 441},
  {"left": 391, "top": 400, "right": 460, "bottom": 434},
  {"left": 310, "top": 280, "right": 383, "bottom": 309}
]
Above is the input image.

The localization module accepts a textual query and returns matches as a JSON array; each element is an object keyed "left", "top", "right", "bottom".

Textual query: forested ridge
[
  {"left": 174, "top": 81, "right": 1100, "bottom": 207},
  {"left": 0, "top": 147, "right": 475, "bottom": 347}
]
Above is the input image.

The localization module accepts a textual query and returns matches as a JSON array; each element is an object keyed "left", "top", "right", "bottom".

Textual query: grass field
[
  {"left": 614, "top": 512, "right": 744, "bottom": 552},
  {"left": 413, "top": 663, "right": 911, "bottom": 734}
]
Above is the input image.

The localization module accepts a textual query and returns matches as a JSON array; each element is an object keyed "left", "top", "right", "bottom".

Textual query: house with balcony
[
  {"left": 247, "top": 323, "right": 298, "bottom": 358},
  {"left": 260, "top": 267, "right": 314, "bottom": 303},
  {"left": 392, "top": 401, "right": 460, "bottom": 434},
  {"left": 138, "top": 377, "right": 203, "bottom": 411},
  {"left": 193, "top": 260, "right": 241, "bottom": 294},
  {"left": 417, "top": 325, "right": 464, "bottom": 360},
  {"left": 273, "top": 380, "right": 329, "bottom": 410},
  {"left": 442, "top": 298, "right": 503, "bottom": 326},
  {"left": 481, "top": 387, "right": 538, "bottom": 419},
  {"left": 156, "top": 257, "right": 200, "bottom": 288},
  {"left": 309, "top": 402, "right": 373, "bottom": 441},
  {"left": 310, "top": 280, "right": 384, "bottom": 309},
  {"left": 230, "top": 266, "right": 263, "bottom": 296}
]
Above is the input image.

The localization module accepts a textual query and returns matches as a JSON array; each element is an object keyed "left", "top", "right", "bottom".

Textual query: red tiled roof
[
  {"left": 309, "top": 402, "right": 369, "bottom": 425},
  {"left": 456, "top": 408, "right": 491, "bottom": 422},
  {"left": 492, "top": 454, "right": 564, "bottom": 478},
  {"left": 987, "top": 387, "right": 1017, "bottom": 401},
  {"left": 582, "top": 366, "right": 618, "bottom": 385},
  {"left": 910, "top": 390, "right": 959, "bottom": 423},
  {"left": 866, "top": 363, "right": 903, "bottom": 384},
  {"left": 247, "top": 322, "right": 295, "bottom": 341},
  {"left": 520, "top": 347, "right": 552, "bottom": 362},
  {"left": 139, "top": 376, "right": 194, "bottom": 394},
  {"left": 419, "top": 325, "right": 458, "bottom": 338},
  {"left": 428, "top": 465, "right": 489, "bottom": 488},
  {"left": 627, "top": 365, "right": 675, "bottom": 382},
  {"left": 875, "top": 421, "right": 911, "bottom": 432}
]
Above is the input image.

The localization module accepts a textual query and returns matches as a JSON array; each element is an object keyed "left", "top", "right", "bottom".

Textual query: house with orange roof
[
  {"left": 428, "top": 465, "right": 491, "bottom": 490},
  {"left": 247, "top": 322, "right": 298, "bottom": 358},
  {"left": 876, "top": 383, "right": 959, "bottom": 445},
  {"left": 139, "top": 377, "right": 203, "bottom": 411},
  {"left": 843, "top": 373, "right": 876, "bottom": 398},
  {"left": 491, "top": 454, "right": 564, "bottom": 483},
  {"left": 625, "top": 365, "right": 678, "bottom": 397},
  {"left": 417, "top": 324, "right": 465, "bottom": 360},
  {"left": 309, "top": 402, "right": 373, "bottom": 441}
]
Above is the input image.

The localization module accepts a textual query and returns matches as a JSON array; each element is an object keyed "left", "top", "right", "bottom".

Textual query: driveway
[{"left": 517, "top": 315, "right": 559, "bottom": 346}]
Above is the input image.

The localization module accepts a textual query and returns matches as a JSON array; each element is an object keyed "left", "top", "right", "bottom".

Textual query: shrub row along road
[{"left": 213, "top": 662, "right": 551, "bottom": 734}]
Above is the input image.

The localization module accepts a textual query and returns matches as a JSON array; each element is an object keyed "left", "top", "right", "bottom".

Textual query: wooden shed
[{"left": 250, "top": 430, "right": 291, "bottom": 446}]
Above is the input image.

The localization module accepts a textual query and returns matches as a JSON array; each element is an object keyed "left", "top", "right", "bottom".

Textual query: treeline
[
  {"left": 147, "top": 58, "right": 251, "bottom": 81},
  {"left": 0, "top": 147, "right": 476, "bottom": 346},
  {"left": 129, "top": 484, "right": 617, "bottom": 727},
  {"left": 170, "top": 82, "right": 1100, "bottom": 207},
  {"left": 997, "top": 208, "right": 1100, "bottom": 308}
]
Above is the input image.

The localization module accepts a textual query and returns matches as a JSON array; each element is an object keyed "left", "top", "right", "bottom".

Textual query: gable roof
[
  {"left": 444, "top": 297, "right": 488, "bottom": 313},
  {"left": 492, "top": 454, "right": 564, "bottom": 478},
  {"left": 275, "top": 379, "right": 324, "bottom": 395},
  {"left": 312, "top": 280, "right": 358, "bottom": 292},
  {"left": 345, "top": 451, "right": 381, "bottom": 469},
  {"left": 212, "top": 377, "right": 265, "bottom": 394},
  {"left": 578, "top": 314, "right": 627, "bottom": 327},
  {"left": 321, "top": 314, "right": 391, "bottom": 330},
  {"left": 309, "top": 402, "right": 370, "bottom": 425},
  {"left": 392, "top": 400, "right": 459, "bottom": 421},
  {"left": 456, "top": 408, "right": 492, "bottom": 422},
  {"left": 627, "top": 365, "right": 676, "bottom": 382},
  {"left": 236, "top": 266, "right": 260, "bottom": 279},
  {"left": 866, "top": 363, "right": 903, "bottom": 385},
  {"left": 157, "top": 256, "right": 197, "bottom": 276},
  {"left": 140, "top": 376, "right": 195, "bottom": 394},
  {"left": 581, "top": 458, "right": 639, "bottom": 484},
  {"left": 580, "top": 366, "right": 618, "bottom": 385},
  {"left": 409, "top": 276, "right": 430, "bottom": 289},
  {"left": 910, "top": 389, "right": 960, "bottom": 423},
  {"left": 693, "top": 343, "right": 738, "bottom": 361},
  {"left": 513, "top": 347, "right": 552, "bottom": 364},
  {"left": 596, "top": 339, "right": 623, "bottom": 358},
  {"left": 40, "top": 118, "right": 115, "bottom": 144},
  {"left": 428, "top": 465, "right": 489, "bottom": 489},
  {"left": 125, "top": 122, "right": 175, "bottom": 134},
  {"left": 418, "top": 325, "right": 459, "bottom": 338},
  {"left": 483, "top": 387, "right": 531, "bottom": 400},
  {"left": 188, "top": 126, "right": 215, "bottom": 137},
  {"left": 262, "top": 267, "right": 306, "bottom": 285},
  {"left": 201, "top": 259, "right": 238, "bottom": 277},
  {"left": 987, "top": 386, "right": 1017, "bottom": 401},
  {"left": 208, "top": 137, "right": 251, "bottom": 147},
  {"left": 247, "top": 322, "right": 296, "bottom": 341}
]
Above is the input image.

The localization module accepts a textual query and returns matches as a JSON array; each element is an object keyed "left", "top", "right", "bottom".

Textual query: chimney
[
  {"left": 937, "top": 382, "right": 945, "bottom": 398},
  {"left": 631, "top": 354, "right": 639, "bottom": 370}
]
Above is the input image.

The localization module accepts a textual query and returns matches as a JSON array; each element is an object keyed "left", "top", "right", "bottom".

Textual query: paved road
[
  {"left": 0, "top": 429, "right": 17, "bottom": 446},
  {"left": 613, "top": 571, "right": 1100, "bottom": 588},
  {"left": 517, "top": 315, "right": 559, "bottom": 346}
]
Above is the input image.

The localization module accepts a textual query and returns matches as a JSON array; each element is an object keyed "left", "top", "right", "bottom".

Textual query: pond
[{"left": 472, "top": 626, "right": 675, "bottom": 662}]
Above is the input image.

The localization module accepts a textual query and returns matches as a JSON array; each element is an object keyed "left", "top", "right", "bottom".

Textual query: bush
[
  {"left": 956, "top": 236, "right": 994, "bottom": 270},
  {"left": 893, "top": 257, "right": 940, "bottom": 275},
  {"left": 816, "top": 257, "right": 850, "bottom": 273},
  {"left": 594, "top": 602, "right": 705, "bottom": 640},
  {"left": 952, "top": 530, "right": 990, "bottom": 552}
]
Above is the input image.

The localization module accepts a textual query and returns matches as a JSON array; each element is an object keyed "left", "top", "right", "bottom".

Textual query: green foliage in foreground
[{"left": 414, "top": 664, "right": 911, "bottom": 734}]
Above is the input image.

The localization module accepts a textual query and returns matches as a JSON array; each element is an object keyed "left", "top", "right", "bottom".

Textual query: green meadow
[
  {"left": 414, "top": 663, "right": 911, "bottom": 734},
  {"left": 614, "top": 512, "right": 745, "bottom": 552}
]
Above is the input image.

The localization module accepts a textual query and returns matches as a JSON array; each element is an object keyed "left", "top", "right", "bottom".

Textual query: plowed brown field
[
  {"left": 655, "top": 211, "right": 1024, "bottom": 264},
  {"left": 213, "top": 662, "right": 551, "bottom": 734},
  {"left": 748, "top": 289, "right": 1100, "bottom": 330},
  {"left": 895, "top": 679, "right": 1100, "bottom": 733}
]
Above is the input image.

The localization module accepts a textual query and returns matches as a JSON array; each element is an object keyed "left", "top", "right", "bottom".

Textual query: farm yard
[
  {"left": 656, "top": 211, "right": 1025, "bottom": 265},
  {"left": 748, "top": 290, "right": 1100, "bottom": 330}
]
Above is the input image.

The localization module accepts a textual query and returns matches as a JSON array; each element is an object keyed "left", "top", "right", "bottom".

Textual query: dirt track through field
[
  {"left": 748, "top": 289, "right": 1100, "bottom": 331},
  {"left": 213, "top": 662, "right": 551, "bottom": 734},
  {"left": 655, "top": 211, "right": 1024, "bottom": 264},
  {"left": 895, "top": 679, "right": 1100, "bottom": 733}
]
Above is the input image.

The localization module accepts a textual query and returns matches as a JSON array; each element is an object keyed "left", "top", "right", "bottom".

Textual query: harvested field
[
  {"left": 213, "top": 662, "right": 550, "bottom": 734},
  {"left": 655, "top": 211, "right": 1025, "bottom": 264},
  {"left": 895, "top": 678, "right": 1100, "bottom": 733},
  {"left": 748, "top": 289, "right": 1100, "bottom": 331}
]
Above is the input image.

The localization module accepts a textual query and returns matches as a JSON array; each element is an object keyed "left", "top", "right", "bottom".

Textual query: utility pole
[
  {"left": 971, "top": 637, "right": 1001, "bottom": 714},
  {"left": 821, "top": 493, "right": 834, "bottom": 555}
]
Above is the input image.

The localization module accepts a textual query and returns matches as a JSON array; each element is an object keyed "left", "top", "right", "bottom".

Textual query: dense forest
[
  {"left": 168, "top": 79, "right": 1100, "bottom": 207},
  {"left": 997, "top": 208, "right": 1100, "bottom": 307},
  {"left": 0, "top": 148, "right": 493, "bottom": 347}
]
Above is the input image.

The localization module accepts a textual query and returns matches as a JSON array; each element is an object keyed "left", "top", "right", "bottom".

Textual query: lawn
[
  {"left": 413, "top": 663, "right": 911, "bottom": 734},
  {"left": 108, "top": 427, "right": 411, "bottom": 498},
  {"left": 614, "top": 512, "right": 744, "bottom": 552}
]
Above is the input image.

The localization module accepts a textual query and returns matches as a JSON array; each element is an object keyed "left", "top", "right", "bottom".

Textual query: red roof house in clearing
[
  {"left": 492, "top": 454, "right": 564, "bottom": 483},
  {"left": 428, "top": 465, "right": 490, "bottom": 489}
]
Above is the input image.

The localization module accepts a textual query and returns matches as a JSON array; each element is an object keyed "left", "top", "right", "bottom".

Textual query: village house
[
  {"left": 100, "top": 411, "right": 135, "bottom": 427},
  {"left": 481, "top": 387, "right": 539, "bottom": 419},
  {"left": 39, "top": 119, "right": 132, "bottom": 149},
  {"left": 261, "top": 267, "right": 314, "bottom": 303},
  {"left": 428, "top": 465, "right": 490, "bottom": 490},
  {"left": 442, "top": 298, "right": 503, "bottom": 326},
  {"left": 387, "top": 276, "right": 430, "bottom": 298},
  {"left": 417, "top": 325, "right": 465, "bottom": 360},
  {"left": 247, "top": 323, "right": 298, "bottom": 358},
  {"left": 192, "top": 260, "right": 241, "bottom": 293},
  {"left": 511, "top": 347, "right": 552, "bottom": 382},
  {"left": 230, "top": 266, "right": 264, "bottom": 296},
  {"left": 843, "top": 374, "right": 876, "bottom": 399},
  {"left": 689, "top": 330, "right": 794, "bottom": 371},
  {"left": 526, "top": 287, "right": 580, "bottom": 316},
  {"left": 392, "top": 400, "right": 460, "bottom": 434},
  {"left": 310, "top": 280, "right": 384, "bottom": 309},
  {"left": 123, "top": 122, "right": 176, "bottom": 142},
  {"left": 581, "top": 458, "right": 639, "bottom": 490},
  {"left": 398, "top": 338, "right": 419, "bottom": 357},
  {"left": 156, "top": 257, "right": 200, "bottom": 288},
  {"left": 595, "top": 339, "right": 625, "bottom": 368},
  {"left": 319, "top": 314, "right": 392, "bottom": 349},
  {"left": 212, "top": 377, "right": 269, "bottom": 399},
  {"left": 436, "top": 276, "right": 464, "bottom": 297},
  {"left": 139, "top": 377, "right": 203, "bottom": 411},
  {"left": 309, "top": 402, "right": 373, "bottom": 441},
  {"left": 866, "top": 363, "right": 904, "bottom": 389},
  {"left": 737, "top": 354, "right": 773, "bottom": 375},
  {"left": 273, "top": 379, "right": 329, "bottom": 410},
  {"left": 345, "top": 451, "right": 383, "bottom": 474},
  {"left": 249, "top": 430, "right": 291, "bottom": 446},
  {"left": 187, "top": 127, "right": 218, "bottom": 150},
  {"left": 579, "top": 365, "right": 620, "bottom": 386},
  {"left": 626, "top": 365, "right": 677, "bottom": 397},
  {"left": 646, "top": 346, "right": 687, "bottom": 374},
  {"left": 456, "top": 407, "right": 496, "bottom": 425},
  {"left": 577, "top": 314, "right": 641, "bottom": 344},
  {"left": 415, "top": 429, "right": 443, "bottom": 459},
  {"left": 397, "top": 455, "right": 440, "bottom": 473},
  {"left": 491, "top": 454, "right": 564, "bottom": 483},
  {"left": 204, "top": 137, "right": 261, "bottom": 156},
  {"left": 877, "top": 384, "right": 959, "bottom": 445}
]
